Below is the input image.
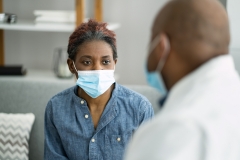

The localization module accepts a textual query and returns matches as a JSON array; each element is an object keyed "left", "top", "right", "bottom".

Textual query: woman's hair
[{"left": 67, "top": 19, "right": 117, "bottom": 60}]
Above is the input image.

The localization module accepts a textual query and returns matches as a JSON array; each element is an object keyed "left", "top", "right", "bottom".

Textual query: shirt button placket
[{"left": 89, "top": 137, "right": 98, "bottom": 159}]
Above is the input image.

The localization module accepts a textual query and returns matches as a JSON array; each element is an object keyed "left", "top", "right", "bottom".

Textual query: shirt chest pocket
[{"left": 105, "top": 133, "right": 132, "bottom": 160}]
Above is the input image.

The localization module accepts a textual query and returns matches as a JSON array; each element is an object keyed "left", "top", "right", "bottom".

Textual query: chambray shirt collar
[
  {"left": 159, "top": 94, "right": 168, "bottom": 108},
  {"left": 71, "top": 83, "right": 119, "bottom": 132},
  {"left": 98, "top": 82, "right": 118, "bottom": 117}
]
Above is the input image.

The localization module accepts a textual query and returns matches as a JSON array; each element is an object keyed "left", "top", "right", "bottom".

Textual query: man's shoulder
[{"left": 125, "top": 113, "right": 202, "bottom": 160}]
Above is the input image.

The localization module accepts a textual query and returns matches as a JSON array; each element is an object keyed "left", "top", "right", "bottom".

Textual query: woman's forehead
[{"left": 76, "top": 40, "right": 113, "bottom": 57}]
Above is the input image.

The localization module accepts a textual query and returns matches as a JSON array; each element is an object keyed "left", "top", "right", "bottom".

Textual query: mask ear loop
[
  {"left": 72, "top": 60, "right": 78, "bottom": 72},
  {"left": 148, "top": 35, "right": 162, "bottom": 71},
  {"left": 148, "top": 35, "right": 162, "bottom": 55},
  {"left": 72, "top": 60, "right": 84, "bottom": 98},
  {"left": 155, "top": 35, "right": 171, "bottom": 72}
]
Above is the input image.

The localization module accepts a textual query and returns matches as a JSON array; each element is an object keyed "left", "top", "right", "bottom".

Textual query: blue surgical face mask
[
  {"left": 145, "top": 64, "right": 167, "bottom": 96},
  {"left": 145, "top": 35, "right": 170, "bottom": 96},
  {"left": 73, "top": 62, "right": 115, "bottom": 98}
]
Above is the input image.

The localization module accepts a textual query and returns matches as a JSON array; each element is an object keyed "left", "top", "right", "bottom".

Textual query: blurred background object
[
  {"left": 94, "top": 0, "right": 102, "bottom": 22},
  {"left": 34, "top": 10, "right": 75, "bottom": 24},
  {"left": 53, "top": 47, "right": 73, "bottom": 79},
  {"left": 0, "top": 65, "right": 26, "bottom": 75},
  {"left": 0, "top": 13, "right": 17, "bottom": 24}
]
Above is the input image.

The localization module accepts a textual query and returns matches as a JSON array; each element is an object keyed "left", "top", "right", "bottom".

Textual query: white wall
[
  {"left": 227, "top": 0, "right": 240, "bottom": 74},
  {"left": 227, "top": 0, "right": 240, "bottom": 49},
  {"left": 219, "top": 0, "right": 227, "bottom": 8},
  {"left": 3, "top": 0, "right": 167, "bottom": 85}
]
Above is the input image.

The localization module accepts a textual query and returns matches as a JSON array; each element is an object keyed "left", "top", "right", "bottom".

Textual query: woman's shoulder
[
  {"left": 49, "top": 86, "right": 76, "bottom": 103},
  {"left": 115, "top": 83, "right": 150, "bottom": 102},
  {"left": 115, "top": 83, "right": 154, "bottom": 116}
]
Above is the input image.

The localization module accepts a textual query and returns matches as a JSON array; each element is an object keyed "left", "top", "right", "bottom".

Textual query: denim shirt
[{"left": 44, "top": 83, "right": 154, "bottom": 160}]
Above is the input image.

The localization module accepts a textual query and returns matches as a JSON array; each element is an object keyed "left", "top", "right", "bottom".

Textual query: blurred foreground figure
[{"left": 125, "top": 0, "right": 240, "bottom": 159}]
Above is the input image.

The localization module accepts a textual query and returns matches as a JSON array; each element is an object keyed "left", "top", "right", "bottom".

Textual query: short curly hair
[{"left": 67, "top": 19, "right": 117, "bottom": 60}]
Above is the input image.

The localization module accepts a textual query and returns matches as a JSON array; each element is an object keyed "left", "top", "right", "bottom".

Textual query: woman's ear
[
  {"left": 67, "top": 58, "right": 78, "bottom": 79},
  {"left": 67, "top": 58, "right": 76, "bottom": 74},
  {"left": 114, "top": 59, "right": 117, "bottom": 65}
]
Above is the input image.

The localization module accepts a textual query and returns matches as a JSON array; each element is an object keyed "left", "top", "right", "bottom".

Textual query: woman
[{"left": 44, "top": 19, "right": 154, "bottom": 160}]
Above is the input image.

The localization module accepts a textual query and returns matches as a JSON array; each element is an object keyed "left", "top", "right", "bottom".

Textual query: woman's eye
[
  {"left": 83, "top": 61, "right": 91, "bottom": 65},
  {"left": 102, "top": 60, "right": 110, "bottom": 65}
]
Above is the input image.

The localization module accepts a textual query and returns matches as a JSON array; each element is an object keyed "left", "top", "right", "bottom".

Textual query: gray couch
[{"left": 0, "top": 77, "right": 161, "bottom": 160}]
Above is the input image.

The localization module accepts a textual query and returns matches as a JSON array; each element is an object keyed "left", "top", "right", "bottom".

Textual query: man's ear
[
  {"left": 67, "top": 58, "right": 76, "bottom": 74},
  {"left": 147, "top": 33, "right": 170, "bottom": 72},
  {"left": 160, "top": 33, "right": 170, "bottom": 59},
  {"left": 114, "top": 59, "right": 117, "bottom": 65}
]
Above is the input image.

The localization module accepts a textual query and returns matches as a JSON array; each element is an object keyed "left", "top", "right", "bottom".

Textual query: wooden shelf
[
  {"left": 0, "top": 69, "right": 75, "bottom": 83},
  {"left": 0, "top": 20, "right": 121, "bottom": 32}
]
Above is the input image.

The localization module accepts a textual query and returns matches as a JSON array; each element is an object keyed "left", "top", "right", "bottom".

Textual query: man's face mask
[
  {"left": 145, "top": 34, "right": 170, "bottom": 97},
  {"left": 73, "top": 62, "right": 115, "bottom": 98}
]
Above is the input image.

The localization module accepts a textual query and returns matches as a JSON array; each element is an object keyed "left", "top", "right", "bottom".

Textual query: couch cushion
[
  {"left": 0, "top": 79, "right": 73, "bottom": 160},
  {"left": 0, "top": 113, "right": 35, "bottom": 160}
]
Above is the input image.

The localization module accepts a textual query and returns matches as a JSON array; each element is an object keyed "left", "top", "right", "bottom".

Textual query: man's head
[{"left": 147, "top": 0, "right": 230, "bottom": 90}]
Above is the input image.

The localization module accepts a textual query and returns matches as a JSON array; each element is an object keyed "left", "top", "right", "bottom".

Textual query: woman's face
[{"left": 69, "top": 40, "right": 116, "bottom": 73}]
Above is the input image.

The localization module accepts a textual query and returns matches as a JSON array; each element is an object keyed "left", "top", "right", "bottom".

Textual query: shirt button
[
  {"left": 85, "top": 114, "right": 89, "bottom": 119},
  {"left": 91, "top": 138, "right": 95, "bottom": 143},
  {"left": 117, "top": 137, "right": 121, "bottom": 142},
  {"left": 81, "top": 100, "right": 84, "bottom": 104}
]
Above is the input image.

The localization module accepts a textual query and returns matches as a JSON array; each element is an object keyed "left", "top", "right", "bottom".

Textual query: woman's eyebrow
[
  {"left": 80, "top": 55, "right": 92, "bottom": 58},
  {"left": 102, "top": 55, "right": 111, "bottom": 58}
]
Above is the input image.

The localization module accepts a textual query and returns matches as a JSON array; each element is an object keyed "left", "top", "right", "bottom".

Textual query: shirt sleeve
[
  {"left": 44, "top": 100, "right": 69, "bottom": 160},
  {"left": 124, "top": 118, "right": 203, "bottom": 160},
  {"left": 138, "top": 100, "right": 154, "bottom": 124}
]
